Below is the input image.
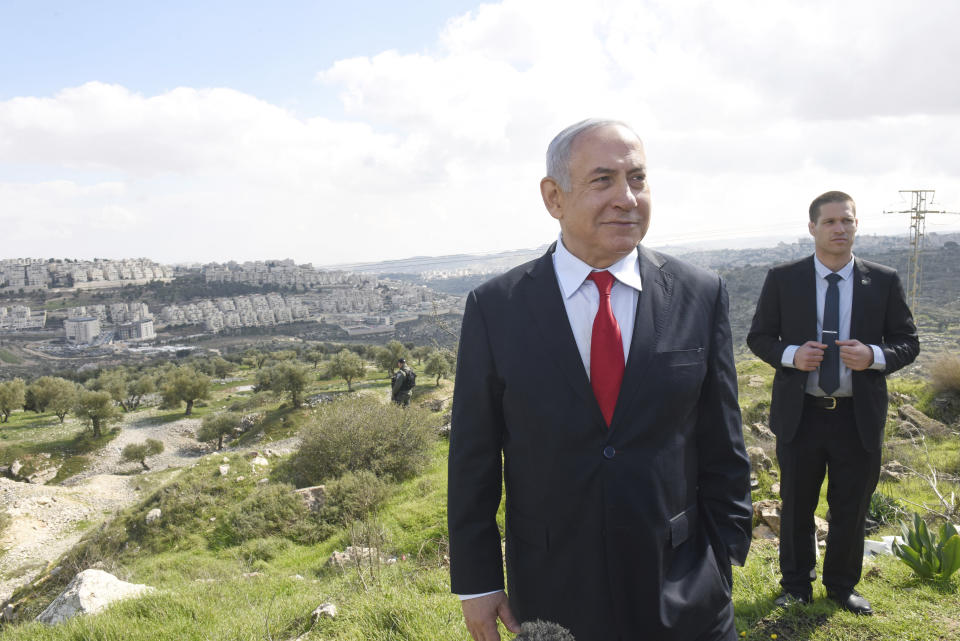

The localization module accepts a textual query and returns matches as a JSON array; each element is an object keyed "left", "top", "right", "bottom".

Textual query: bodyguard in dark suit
[
  {"left": 448, "top": 119, "right": 753, "bottom": 641},
  {"left": 747, "top": 191, "right": 918, "bottom": 615}
]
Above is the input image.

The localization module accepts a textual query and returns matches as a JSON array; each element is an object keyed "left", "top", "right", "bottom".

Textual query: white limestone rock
[{"left": 36, "top": 569, "right": 155, "bottom": 625}]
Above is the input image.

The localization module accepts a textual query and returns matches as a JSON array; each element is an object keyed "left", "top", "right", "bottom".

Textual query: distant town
[{"left": 0, "top": 257, "right": 463, "bottom": 358}]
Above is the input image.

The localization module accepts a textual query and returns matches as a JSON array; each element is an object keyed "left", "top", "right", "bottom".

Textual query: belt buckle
[{"left": 824, "top": 396, "right": 837, "bottom": 410}]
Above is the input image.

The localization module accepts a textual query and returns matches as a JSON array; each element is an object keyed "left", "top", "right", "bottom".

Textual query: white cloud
[{"left": 2, "top": 0, "right": 959, "bottom": 264}]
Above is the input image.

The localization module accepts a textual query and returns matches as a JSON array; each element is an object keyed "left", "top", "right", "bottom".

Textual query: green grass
[
  {"left": 0, "top": 366, "right": 954, "bottom": 640},
  {"left": 0, "top": 348, "right": 22, "bottom": 364}
]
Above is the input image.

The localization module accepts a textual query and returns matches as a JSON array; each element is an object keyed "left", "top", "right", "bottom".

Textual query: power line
[{"left": 884, "top": 190, "right": 959, "bottom": 312}]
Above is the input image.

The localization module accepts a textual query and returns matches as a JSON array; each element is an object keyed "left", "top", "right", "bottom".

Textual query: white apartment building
[{"left": 64, "top": 317, "right": 101, "bottom": 344}]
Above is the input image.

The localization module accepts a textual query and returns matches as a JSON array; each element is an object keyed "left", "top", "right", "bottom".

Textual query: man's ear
[
  {"left": 540, "top": 177, "right": 564, "bottom": 221},
  {"left": 808, "top": 220, "right": 816, "bottom": 237}
]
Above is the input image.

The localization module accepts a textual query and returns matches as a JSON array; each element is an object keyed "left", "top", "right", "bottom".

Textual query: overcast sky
[{"left": 2, "top": 0, "right": 959, "bottom": 266}]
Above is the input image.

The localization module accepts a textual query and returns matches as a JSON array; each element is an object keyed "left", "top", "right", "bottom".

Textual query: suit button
[{"left": 603, "top": 446, "right": 616, "bottom": 459}]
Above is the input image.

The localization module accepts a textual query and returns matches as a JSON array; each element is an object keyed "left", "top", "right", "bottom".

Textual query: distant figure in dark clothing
[{"left": 391, "top": 358, "right": 416, "bottom": 406}]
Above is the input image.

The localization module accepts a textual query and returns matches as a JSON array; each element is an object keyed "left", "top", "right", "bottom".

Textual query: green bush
[
  {"left": 211, "top": 482, "right": 330, "bottom": 547},
  {"left": 238, "top": 536, "right": 292, "bottom": 563},
  {"left": 321, "top": 469, "right": 391, "bottom": 525},
  {"left": 741, "top": 399, "right": 770, "bottom": 426},
  {"left": 867, "top": 492, "right": 903, "bottom": 529},
  {"left": 892, "top": 513, "right": 960, "bottom": 580},
  {"left": 286, "top": 396, "right": 438, "bottom": 486}
]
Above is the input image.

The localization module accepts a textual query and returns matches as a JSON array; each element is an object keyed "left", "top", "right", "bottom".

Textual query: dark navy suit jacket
[
  {"left": 448, "top": 244, "right": 753, "bottom": 641},
  {"left": 746, "top": 255, "right": 919, "bottom": 451}
]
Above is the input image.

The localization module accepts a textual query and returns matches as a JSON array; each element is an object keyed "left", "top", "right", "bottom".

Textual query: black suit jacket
[
  {"left": 746, "top": 255, "right": 919, "bottom": 451},
  {"left": 448, "top": 244, "right": 752, "bottom": 641}
]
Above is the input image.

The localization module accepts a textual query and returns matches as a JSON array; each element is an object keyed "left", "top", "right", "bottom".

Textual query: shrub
[
  {"left": 287, "top": 396, "right": 437, "bottom": 486},
  {"left": 741, "top": 399, "right": 770, "bottom": 426},
  {"left": 892, "top": 513, "right": 960, "bottom": 580},
  {"left": 211, "top": 482, "right": 329, "bottom": 547},
  {"left": 238, "top": 536, "right": 292, "bottom": 563},
  {"left": 321, "top": 470, "right": 391, "bottom": 525},
  {"left": 930, "top": 354, "right": 960, "bottom": 394},
  {"left": 121, "top": 438, "right": 164, "bottom": 470},
  {"left": 867, "top": 492, "right": 903, "bottom": 530}
]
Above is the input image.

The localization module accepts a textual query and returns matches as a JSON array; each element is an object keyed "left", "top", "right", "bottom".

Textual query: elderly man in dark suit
[
  {"left": 747, "top": 191, "right": 918, "bottom": 615},
  {"left": 447, "top": 119, "right": 753, "bottom": 641}
]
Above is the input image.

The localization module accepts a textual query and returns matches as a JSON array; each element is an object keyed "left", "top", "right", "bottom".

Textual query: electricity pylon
[{"left": 884, "top": 190, "right": 958, "bottom": 312}]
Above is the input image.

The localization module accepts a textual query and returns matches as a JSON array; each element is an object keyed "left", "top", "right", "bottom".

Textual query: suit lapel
[
  {"left": 851, "top": 257, "right": 871, "bottom": 332},
  {"left": 610, "top": 246, "right": 672, "bottom": 429},
  {"left": 521, "top": 245, "right": 601, "bottom": 418},
  {"left": 799, "top": 255, "right": 818, "bottom": 339}
]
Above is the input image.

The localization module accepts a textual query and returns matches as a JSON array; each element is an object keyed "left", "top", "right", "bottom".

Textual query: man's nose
[{"left": 612, "top": 177, "right": 638, "bottom": 209}]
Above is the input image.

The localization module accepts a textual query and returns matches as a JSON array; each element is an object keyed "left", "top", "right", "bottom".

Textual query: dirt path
[{"left": 0, "top": 408, "right": 299, "bottom": 604}]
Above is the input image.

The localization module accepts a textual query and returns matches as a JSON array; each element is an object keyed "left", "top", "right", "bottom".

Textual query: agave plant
[{"left": 891, "top": 513, "right": 960, "bottom": 580}]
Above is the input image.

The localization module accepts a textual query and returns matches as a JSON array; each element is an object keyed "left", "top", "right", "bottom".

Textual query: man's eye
[{"left": 592, "top": 176, "right": 611, "bottom": 184}]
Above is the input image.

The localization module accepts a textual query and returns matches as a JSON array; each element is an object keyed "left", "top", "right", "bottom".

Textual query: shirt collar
[
  {"left": 813, "top": 254, "right": 855, "bottom": 281},
  {"left": 553, "top": 233, "right": 643, "bottom": 299}
]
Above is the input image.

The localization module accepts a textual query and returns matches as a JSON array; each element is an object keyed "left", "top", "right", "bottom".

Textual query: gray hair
[{"left": 546, "top": 118, "right": 638, "bottom": 191}]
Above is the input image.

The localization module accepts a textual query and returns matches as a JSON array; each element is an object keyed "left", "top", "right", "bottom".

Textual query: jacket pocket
[
  {"left": 661, "top": 347, "right": 705, "bottom": 367},
  {"left": 669, "top": 505, "right": 695, "bottom": 549}
]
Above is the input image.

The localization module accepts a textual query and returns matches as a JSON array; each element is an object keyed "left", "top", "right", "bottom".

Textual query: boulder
[
  {"left": 311, "top": 602, "right": 338, "bottom": 623},
  {"left": 815, "top": 516, "right": 829, "bottom": 541},
  {"left": 145, "top": 508, "right": 162, "bottom": 524},
  {"left": 328, "top": 546, "right": 389, "bottom": 567},
  {"left": 749, "top": 422, "right": 776, "bottom": 440},
  {"left": 10, "top": 460, "right": 22, "bottom": 478},
  {"left": 28, "top": 466, "right": 60, "bottom": 484},
  {"left": 35, "top": 569, "right": 154, "bottom": 625},
  {"left": 747, "top": 447, "right": 774, "bottom": 473},
  {"left": 752, "top": 524, "right": 777, "bottom": 540},
  {"left": 880, "top": 460, "right": 910, "bottom": 483},
  {"left": 294, "top": 485, "right": 327, "bottom": 512},
  {"left": 898, "top": 405, "right": 949, "bottom": 437},
  {"left": 250, "top": 456, "right": 269, "bottom": 468},
  {"left": 219, "top": 465, "right": 230, "bottom": 476},
  {"left": 752, "top": 499, "right": 782, "bottom": 535}
]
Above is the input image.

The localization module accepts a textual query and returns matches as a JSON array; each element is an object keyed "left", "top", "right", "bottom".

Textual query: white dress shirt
[
  {"left": 780, "top": 255, "right": 885, "bottom": 396},
  {"left": 458, "top": 235, "right": 644, "bottom": 600},
  {"left": 552, "top": 234, "right": 642, "bottom": 376}
]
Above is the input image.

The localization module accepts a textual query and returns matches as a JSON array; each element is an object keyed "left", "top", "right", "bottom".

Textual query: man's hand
[
  {"left": 837, "top": 339, "right": 874, "bottom": 371},
  {"left": 461, "top": 591, "right": 521, "bottom": 641},
  {"left": 793, "top": 341, "right": 826, "bottom": 371}
]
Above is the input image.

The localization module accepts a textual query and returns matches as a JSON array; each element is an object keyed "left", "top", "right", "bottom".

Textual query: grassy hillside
[{"left": 0, "top": 359, "right": 958, "bottom": 640}]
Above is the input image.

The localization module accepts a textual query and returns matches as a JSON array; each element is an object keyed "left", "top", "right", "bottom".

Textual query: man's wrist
[{"left": 781, "top": 345, "right": 800, "bottom": 368}]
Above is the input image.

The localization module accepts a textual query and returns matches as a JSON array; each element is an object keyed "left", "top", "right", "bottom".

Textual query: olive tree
[
  {"left": 0, "top": 379, "right": 26, "bottom": 423},
  {"left": 121, "top": 438, "right": 164, "bottom": 470},
  {"left": 161, "top": 367, "right": 211, "bottom": 416},
  {"left": 327, "top": 349, "right": 365, "bottom": 391},
  {"left": 74, "top": 390, "right": 121, "bottom": 437},
  {"left": 197, "top": 411, "right": 241, "bottom": 450}
]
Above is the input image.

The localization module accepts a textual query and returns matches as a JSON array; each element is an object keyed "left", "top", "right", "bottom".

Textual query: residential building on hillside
[{"left": 64, "top": 317, "right": 101, "bottom": 345}]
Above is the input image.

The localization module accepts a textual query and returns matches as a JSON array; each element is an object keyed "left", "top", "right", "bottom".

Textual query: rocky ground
[{"left": 0, "top": 403, "right": 300, "bottom": 604}]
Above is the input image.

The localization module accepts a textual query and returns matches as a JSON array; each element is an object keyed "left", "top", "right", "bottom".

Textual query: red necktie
[{"left": 588, "top": 271, "right": 624, "bottom": 427}]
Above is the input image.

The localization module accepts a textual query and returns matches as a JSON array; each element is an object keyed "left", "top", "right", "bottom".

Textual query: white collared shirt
[
  {"left": 552, "top": 233, "right": 642, "bottom": 377},
  {"left": 781, "top": 255, "right": 885, "bottom": 395}
]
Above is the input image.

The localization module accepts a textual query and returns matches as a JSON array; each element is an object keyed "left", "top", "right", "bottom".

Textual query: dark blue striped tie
[{"left": 820, "top": 272, "right": 842, "bottom": 395}]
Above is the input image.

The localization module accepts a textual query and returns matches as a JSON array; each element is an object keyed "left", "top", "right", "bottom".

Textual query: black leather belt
[{"left": 804, "top": 394, "right": 853, "bottom": 410}]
